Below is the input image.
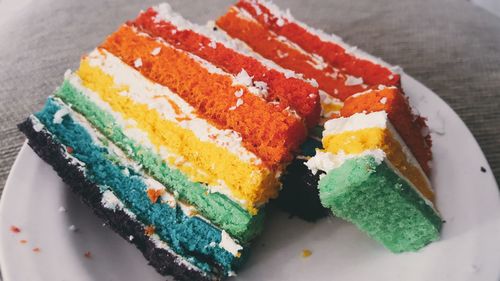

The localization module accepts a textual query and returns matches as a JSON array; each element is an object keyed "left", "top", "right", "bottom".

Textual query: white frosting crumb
[
  {"left": 33, "top": 121, "right": 44, "bottom": 132},
  {"left": 101, "top": 190, "right": 124, "bottom": 210},
  {"left": 276, "top": 17, "right": 285, "bottom": 27},
  {"left": 68, "top": 225, "right": 78, "bottom": 232},
  {"left": 276, "top": 50, "right": 288, "bottom": 58},
  {"left": 233, "top": 69, "right": 253, "bottom": 86},
  {"left": 219, "top": 230, "right": 243, "bottom": 256},
  {"left": 380, "top": 97, "right": 387, "bottom": 104},
  {"left": 388, "top": 74, "right": 394, "bottom": 80},
  {"left": 151, "top": 47, "right": 161, "bottom": 56},
  {"left": 309, "top": 79, "right": 319, "bottom": 88},
  {"left": 58, "top": 206, "right": 66, "bottom": 212},
  {"left": 129, "top": 235, "right": 134, "bottom": 241},
  {"left": 234, "top": 89, "right": 244, "bottom": 97},
  {"left": 208, "top": 40, "right": 217, "bottom": 49},
  {"left": 122, "top": 168, "right": 130, "bottom": 176},
  {"left": 134, "top": 58, "right": 143, "bottom": 68},
  {"left": 254, "top": 81, "right": 268, "bottom": 92},
  {"left": 53, "top": 107, "right": 70, "bottom": 124},
  {"left": 236, "top": 98, "right": 244, "bottom": 107},
  {"left": 344, "top": 75, "right": 364, "bottom": 86}
]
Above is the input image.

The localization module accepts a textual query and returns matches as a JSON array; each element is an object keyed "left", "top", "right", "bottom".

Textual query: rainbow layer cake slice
[
  {"left": 18, "top": 3, "right": 320, "bottom": 280},
  {"left": 305, "top": 108, "right": 442, "bottom": 252}
]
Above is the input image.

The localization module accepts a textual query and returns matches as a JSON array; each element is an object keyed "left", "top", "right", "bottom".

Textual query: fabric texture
[{"left": 1, "top": 0, "right": 499, "bottom": 194}]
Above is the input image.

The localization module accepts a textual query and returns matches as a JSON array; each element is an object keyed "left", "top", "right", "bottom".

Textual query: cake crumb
[
  {"left": 301, "top": 249, "right": 312, "bottom": 258},
  {"left": 150, "top": 47, "right": 161, "bottom": 56},
  {"left": 32, "top": 247, "right": 41, "bottom": 253},
  {"left": 10, "top": 225, "right": 21, "bottom": 233},
  {"left": 66, "top": 146, "right": 74, "bottom": 154},
  {"left": 144, "top": 225, "right": 155, "bottom": 236},
  {"left": 134, "top": 58, "right": 143, "bottom": 68},
  {"left": 234, "top": 89, "right": 244, "bottom": 98},
  {"left": 20, "top": 239, "right": 28, "bottom": 244},
  {"left": 480, "top": 166, "right": 486, "bottom": 173},
  {"left": 84, "top": 251, "right": 92, "bottom": 259},
  {"left": 147, "top": 188, "right": 165, "bottom": 204}
]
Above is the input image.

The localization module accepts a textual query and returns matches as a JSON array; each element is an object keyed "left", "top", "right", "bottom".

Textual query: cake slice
[
  {"left": 305, "top": 111, "right": 441, "bottom": 252},
  {"left": 18, "top": 4, "right": 321, "bottom": 280}
]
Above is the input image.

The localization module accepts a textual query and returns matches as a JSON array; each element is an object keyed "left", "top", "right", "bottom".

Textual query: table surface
[{"left": 1, "top": 0, "right": 499, "bottom": 196}]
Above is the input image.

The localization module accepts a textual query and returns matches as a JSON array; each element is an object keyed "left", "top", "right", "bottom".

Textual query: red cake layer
[
  {"left": 216, "top": 7, "right": 371, "bottom": 101},
  {"left": 340, "top": 87, "right": 432, "bottom": 175},
  {"left": 100, "top": 25, "right": 307, "bottom": 167},
  {"left": 130, "top": 8, "right": 321, "bottom": 128},
  {"left": 235, "top": 0, "right": 400, "bottom": 88}
]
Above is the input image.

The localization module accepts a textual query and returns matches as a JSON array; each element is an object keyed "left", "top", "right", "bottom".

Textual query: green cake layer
[
  {"left": 55, "top": 79, "right": 263, "bottom": 242},
  {"left": 318, "top": 155, "right": 442, "bottom": 252}
]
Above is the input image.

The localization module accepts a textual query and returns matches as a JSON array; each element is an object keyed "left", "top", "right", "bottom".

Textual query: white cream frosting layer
[
  {"left": 322, "top": 111, "right": 431, "bottom": 190},
  {"left": 323, "top": 111, "right": 388, "bottom": 136},
  {"left": 305, "top": 149, "right": 385, "bottom": 175},
  {"left": 65, "top": 70, "right": 248, "bottom": 207}
]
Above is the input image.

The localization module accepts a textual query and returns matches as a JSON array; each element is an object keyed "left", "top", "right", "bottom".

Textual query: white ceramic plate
[{"left": 1, "top": 74, "right": 500, "bottom": 281}]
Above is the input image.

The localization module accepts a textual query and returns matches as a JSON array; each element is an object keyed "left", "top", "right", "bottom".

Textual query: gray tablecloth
[{"left": 1, "top": 0, "right": 499, "bottom": 195}]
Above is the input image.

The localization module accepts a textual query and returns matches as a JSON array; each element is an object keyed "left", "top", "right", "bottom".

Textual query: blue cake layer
[{"left": 34, "top": 97, "right": 244, "bottom": 275}]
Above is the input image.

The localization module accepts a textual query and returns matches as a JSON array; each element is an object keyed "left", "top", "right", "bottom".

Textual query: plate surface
[{"left": 1, "top": 74, "right": 500, "bottom": 281}]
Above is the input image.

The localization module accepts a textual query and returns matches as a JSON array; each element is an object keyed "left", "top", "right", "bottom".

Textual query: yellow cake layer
[
  {"left": 76, "top": 60, "right": 280, "bottom": 212},
  {"left": 323, "top": 127, "right": 434, "bottom": 202}
]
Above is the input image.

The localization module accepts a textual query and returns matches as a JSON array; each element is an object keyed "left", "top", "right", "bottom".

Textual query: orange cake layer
[
  {"left": 340, "top": 87, "right": 432, "bottom": 174},
  {"left": 235, "top": 0, "right": 400, "bottom": 87},
  {"left": 130, "top": 8, "right": 321, "bottom": 128},
  {"left": 100, "top": 25, "right": 307, "bottom": 167},
  {"left": 216, "top": 7, "right": 371, "bottom": 101}
]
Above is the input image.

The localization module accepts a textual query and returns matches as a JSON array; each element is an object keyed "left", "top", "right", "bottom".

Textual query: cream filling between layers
[
  {"left": 65, "top": 72, "right": 249, "bottom": 207},
  {"left": 323, "top": 111, "right": 388, "bottom": 136},
  {"left": 31, "top": 103, "right": 244, "bottom": 257}
]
